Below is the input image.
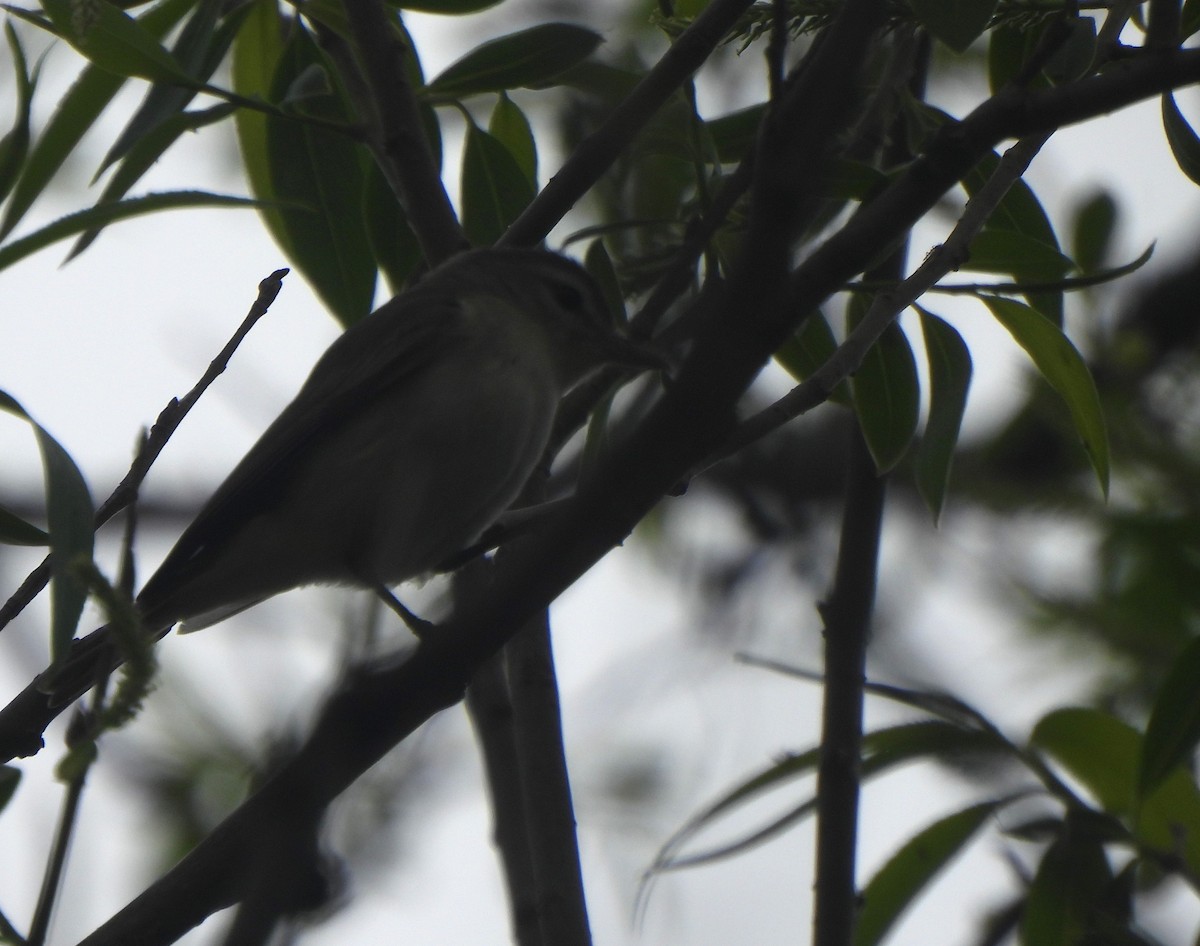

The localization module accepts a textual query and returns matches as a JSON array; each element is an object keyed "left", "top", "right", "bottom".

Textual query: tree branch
[
  {"left": 500, "top": 0, "right": 757, "bottom": 248},
  {"left": 340, "top": 0, "right": 465, "bottom": 263}
]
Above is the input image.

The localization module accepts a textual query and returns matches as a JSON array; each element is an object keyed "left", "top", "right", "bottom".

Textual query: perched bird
[{"left": 3, "top": 247, "right": 662, "bottom": 753}]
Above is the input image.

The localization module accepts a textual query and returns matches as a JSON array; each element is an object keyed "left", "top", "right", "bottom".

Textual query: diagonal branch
[{"left": 500, "top": 0, "right": 757, "bottom": 248}]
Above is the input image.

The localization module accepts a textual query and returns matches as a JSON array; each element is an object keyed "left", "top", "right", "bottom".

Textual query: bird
[{"left": 17, "top": 247, "right": 664, "bottom": 737}]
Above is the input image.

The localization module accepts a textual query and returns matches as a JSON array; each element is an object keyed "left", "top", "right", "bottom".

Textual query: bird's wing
[{"left": 136, "top": 288, "right": 463, "bottom": 617}]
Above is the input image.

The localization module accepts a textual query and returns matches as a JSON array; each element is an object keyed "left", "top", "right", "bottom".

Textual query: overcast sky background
[{"left": 2, "top": 5, "right": 1200, "bottom": 944}]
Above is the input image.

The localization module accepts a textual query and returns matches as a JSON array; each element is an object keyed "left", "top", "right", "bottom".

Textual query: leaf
[
  {"left": 0, "top": 504, "right": 49, "bottom": 546},
  {"left": 362, "top": 163, "right": 422, "bottom": 293},
  {"left": 96, "top": 0, "right": 223, "bottom": 173},
  {"left": 0, "top": 22, "right": 35, "bottom": 205},
  {"left": 987, "top": 21, "right": 1052, "bottom": 93},
  {"left": 489, "top": 93, "right": 537, "bottom": 188},
  {"left": 774, "top": 310, "right": 850, "bottom": 405},
  {"left": 850, "top": 301, "right": 920, "bottom": 473},
  {"left": 461, "top": 123, "right": 535, "bottom": 246},
  {"left": 1138, "top": 636, "right": 1200, "bottom": 798},
  {"left": 265, "top": 26, "right": 375, "bottom": 326},
  {"left": 69, "top": 103, "right": 238, "bottom": 259},
  {"left": 707, "top": 103, "right": 765, "bottom": 163},
  {"left": 0, "top": 0, "right": 195, "bottom": 239},
  {"left": 0, "top": 392, "right": 94, "bottom": 664},
  {"left": 1185, "top": 0, "right": 1200, "bottom": 39},
  {"left": 981, "top": 296, "right": 1109, "bottom": 496},
  {"left": 1071, "top": 189, "right": 1118, "bottom": 273},
  {"left": 652, "top": 720, "right": 1003, "bottom": 873},
  {"left": 29, "top": 0, "right": 191, "bottom": 84},
  {"left": 1031, "top": 708, "right": 1137, "bottom": 815},
  {"left": 1020, "top": 825, "right": 1112, "bottom": 946},
  {"left": 1162, "top": 93, "right": 1200, "bottom": 186},
  {"left": 963, "top": 230, "right": 1074, "bottom": 282},
  {"left": 1043, "top": 17, "right": 1096, "bottom": 84},
  {"left": 963, "top": 151, "right": 1064, "bottom": 323},
  {"left": 910, "top": 0, "right": 997, "bottom": 53},
  {"left": 99, "top": 0, "right": 253, "bottom": 179},
  {"left": 426, "top": 23, "right": 602, "bottom": 97},
  {"left": 583, "top": 239, "right": 625, "bottom": 324},
  {"left": 231, "top": 0, "right": 290, "bottom": 256},
  {"left": 0, "top": 191, "right": 265, "bottom": 273},
  {"left": 916, "top": 310, "right": 972, "bottom": 524},
  {"left": 854, "top": 801, "right": 1000, "bottom": 946}
]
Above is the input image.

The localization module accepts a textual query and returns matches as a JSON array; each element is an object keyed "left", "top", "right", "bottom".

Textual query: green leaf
[
  {"left": 97, "top": 0, "right": 222, "bottom": 173},
  {"left": 583, "top": 239, "right": 625, "bottom": 324},
  {"left": 232, "top": 0, "right": 290, "bottom": 256},
  {"left": 1071, "top": 190, "right": 1118, "bottom": 273},
  {"left": 653, "top": 719, "right": 1005, "bottom": 873},
  {"left": 0, "top": 392, "right": 94, "bottom": 664},
  {"left": 916, "top": 310, "right": 972, "bottom": 524},
  {"left": 30, "top": 0, "right": 192, "bottom": 84},
  {"left": 1162, "top": 93, "right": 1200, "bottom": 186},
  {"left": 488, "top": 93, "right": 537, "bottom": 188},
  {"left": 854, "top": 801, "right": 1000, "bottom": 946},
  {"left": 774, "top": 310, "right": 850, "bottom": 405},
  {"left": 1043, "top": 17, "right": 1096, "bottom": 84},
  {"left": 426, "top": 23, "right": 602, "bottom": 97},
  {"left": 0, "top": 191, "right": 264, "bottom": 273},
  {"left": 1032, "top": 709, "right": 1200, "bottom": 875},
  {"left": 0, "top": 0, "right": 196, "bottom": 239},
  {"left": 265, "top": 26, "right": 375, "bottom": 326},
  {"left": 987, "top": 20, "right": 1052, "bottom": 93},
  {"left": 0, "top": 764, "right": 19, "bottom": 814},
  {"left": 0, "top": 22, "right": 35, "bottom": 205},
  {"left": 1020, "top": 825, "right": 1112, "bottom": 946},
  {"left": 706, "top": 103, "right": 765, "bottom": 163},
  {"left": 69, "top": 103, "right": 238, "bottom": 259},
  {"left": 1031, "top": 708, "right": 1137, "bottom": 815},
  {"left": 911, "top": 0, "right": 997, "bottom": 53},
  {"left": 461, "top": 123, "right": 535, "bottom": 246},
  {"left": 1137, "top": 766, "right": 1200, "bottom": 875},
  {"left": 981, "top": 296, "right": 1109, "bottom": 496},
  {"left": 850, "top": 299, "right": 920, "bottom": 473},
  {"left": 963, "top": 230, "right": 1074, "bottom": 282},
  {"left": 1185, "top": 0, "right": 1200, "bottom": 38},
  {"left": 1138, "top": 637, "right": 1200, "bottom": 798},
  {"left": 362, "top": 163, "right": 422, "bottom": 293},
  {"left": 963, "top": 151, "right": 1064, "bottom": 323},
  {"left": 0, "top": 504, "right": 49, "bottom": 546}
]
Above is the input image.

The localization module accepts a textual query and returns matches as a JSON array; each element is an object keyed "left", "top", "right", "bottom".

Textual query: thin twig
[
  {"left": 0, "top": 270, "right": 288, "bottom": 635},
  {"left": 706, "top": 132, "right": 1052, "bottom": 468}
]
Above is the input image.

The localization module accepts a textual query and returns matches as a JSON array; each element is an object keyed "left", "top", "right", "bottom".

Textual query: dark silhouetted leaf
[
  {"left": 0, "top": 391, "right": 94, "bottom": 664},
  {"left": 426, "top": 24, "right": 602, "bottom": 97},
  {"left": 461, "top": 123, "right": 535, "bottom": 246},
  {"left": 916, "top": 310, "right": 972, "bottom": 523},
  {"left": 855, "top": 801, "right": 1000, "bottom": 946},
  {"left": 911, "top": 0, "right": 997, "bottom": 53},
  {"left": 982, "top": 296, "right": 1108, "bottom": 496}
]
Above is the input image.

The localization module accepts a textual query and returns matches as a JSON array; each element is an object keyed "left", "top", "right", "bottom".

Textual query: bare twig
[{"left": 0, "top": 269, "right": 289, "bottom": 635}]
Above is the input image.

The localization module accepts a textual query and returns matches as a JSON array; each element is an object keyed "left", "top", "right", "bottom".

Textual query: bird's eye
[{"left": 551, "top": 280, "right": 586, "bottom": 312}]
